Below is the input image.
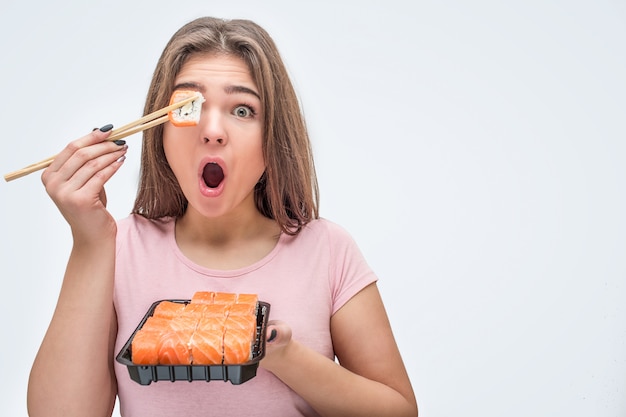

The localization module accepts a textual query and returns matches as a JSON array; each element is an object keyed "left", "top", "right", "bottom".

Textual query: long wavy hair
[{"left": 132, "top": 17, "right": 319, "bottom": 235}]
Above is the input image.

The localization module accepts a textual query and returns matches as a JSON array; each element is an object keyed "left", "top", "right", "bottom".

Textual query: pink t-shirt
[{"left": 113, "top": 215, "right": 377, "bottom": 417}]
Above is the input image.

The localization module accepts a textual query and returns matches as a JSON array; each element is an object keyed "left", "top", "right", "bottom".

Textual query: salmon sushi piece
[
  {"left": 227, "top": 303, "right": 256, "bottom": 317},
  {"left": 140, "top": 316, "right": 171, "bottom": 333},
  {"left": 202, "top": 304, "right": 229, "bottom": 318},
  {"left": 236, "top": 293, "right": 258, "bottom": 306},
  {"left": 225, "top": 313, "right": 256, "bottom": 331},
  {"left": 158, "top": 329, "right": 193, "bottom": 365},
  {"left": 182, "top": 303, "right": 229, "bottom": 319},
  {"left": 190, "top": 314, "right": 224, "bottom": 364},
  {"left": 168, "top": 90, "right": 205, "bottom": 127},
  {"left": 153, "top": 301, "right": 186, "bottom": 318},
  {"left": 190, "top": 291, "right": 214, "bottom": 304},
  {"left": 223, "top": 314, "right": 256, "bottom": 364},
  {"left": 190, "top": 329, "right": 224, "bottom": 365},
  {"left": 131, "top": 329, "right": 161, "bottom": 365},
  {"left": 213, "top": 292, "right": 238, "bottom": 305},
  {"left": 182, "top": 303, "right": 210, "bottom": 316},
  {"left": 223, "top": 327, "right": 255, "bottom": 364},
  {"left": 196, "top": 315, "right": 226, "bottom": 332},
  {"left": 136, "top": 314, "right": 198, "bottom": 366},
  {"left": 167, "top": 315, "right": 199, "bottom": 332}
]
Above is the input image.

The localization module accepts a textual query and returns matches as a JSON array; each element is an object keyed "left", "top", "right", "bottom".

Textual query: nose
[{"left": 200, "top": 109, "right": 228, "bottom": 146}]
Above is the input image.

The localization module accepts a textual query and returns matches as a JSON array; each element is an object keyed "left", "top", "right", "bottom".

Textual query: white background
[{"left": 1, "top": 1, "right": 624, "bottom": 416}]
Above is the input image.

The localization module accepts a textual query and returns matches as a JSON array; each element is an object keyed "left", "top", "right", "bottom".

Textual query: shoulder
[
  {"left": 294, "top": 218, "right": 364, "bottom": 258},
  {"left": 299, "top": 218, "right": 355, "bottom": 243},
  {"left": 302, "top": 220, "right": 378, "bottom": 314}
]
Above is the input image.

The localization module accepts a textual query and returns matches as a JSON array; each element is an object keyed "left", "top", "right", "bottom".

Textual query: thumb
[{"left": 265, "top": 320, "right": 292, "bottom": 346}]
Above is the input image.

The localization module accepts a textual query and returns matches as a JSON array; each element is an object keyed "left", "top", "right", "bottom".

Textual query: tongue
[{"left": 202, "top": 163, "right": 224, "bottom": 188}]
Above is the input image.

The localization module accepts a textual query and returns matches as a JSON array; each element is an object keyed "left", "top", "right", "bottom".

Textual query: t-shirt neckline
[{"left": 166, "top": 218, "right": 286, "bottom": 278}]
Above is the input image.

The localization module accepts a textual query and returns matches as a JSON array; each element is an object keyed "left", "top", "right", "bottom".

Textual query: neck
[
  {"left": 174, "top": 205, "right": 281, "bottom": 270},
  {"left": 178, "top": 206, "right": 273, "bottom": 244}
]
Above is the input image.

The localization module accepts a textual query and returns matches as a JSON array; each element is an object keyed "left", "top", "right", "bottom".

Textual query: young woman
[{"left": 27, "top": 17, "right": 418, "bottom": 417}]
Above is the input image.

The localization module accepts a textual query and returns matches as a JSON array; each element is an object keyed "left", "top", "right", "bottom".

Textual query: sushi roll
[
  {"left": 223, "top": 314, "right": 256, "bottom": 364},
  {"left": 158, "top": 329, "right": 194, "bottom": 365},
  {"left": 130, "top": 329, "right": 161, "bottom": 365},
  {"left": 227, "top": 303, "right": 256, "bottom": 317},
  {"left": 190, "top": 329, "right": 224, "bottom": 365},
  {"left": 152, "top": 300, "right": 186, "bottom": 318},
  {"left": 190, "top": 291, "right": 214, "bottom": 304},
  {"left": 235, "top": 293, "right": 259, "bottom": 306},
  {"left": 168, "top": 90, "right": 205, "bottom": 127},
  {"left": 213, "top": 292, "right": 238, "bottom": 305}
]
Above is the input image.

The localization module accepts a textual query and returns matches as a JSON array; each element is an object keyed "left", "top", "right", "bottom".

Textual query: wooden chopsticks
[{"left": 4, "top": 94, "right": 200, "bottom": 182}]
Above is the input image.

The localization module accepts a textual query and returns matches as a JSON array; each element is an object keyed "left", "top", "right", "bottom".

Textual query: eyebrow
[
  {"left": 173, "top": 82, "right": 260, "bottom": 100},
  {"left": 224, "top": 85, "right": 260, "bottom": 100},
  {"left": 173, "top": 82, "right": 204, "bottom": 92}
]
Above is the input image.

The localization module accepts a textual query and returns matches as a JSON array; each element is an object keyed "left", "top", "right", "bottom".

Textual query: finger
[
  {"left": 265, "top": 320, "right": 292, "bottom": 345},
  {"left": 55, "top": 154, "right": 126, "bottom": 207},
  {"left": 47, "top": 124, "right": 114, "bottom": 173},
  {"left": 267, "top": 328, "right": 277, "bottom": 342},
  {"left": 65, "top": 147, "right": 127, "bottom": 193},
  {"left": 83, "top": 155, "right": 126, "bottom": 193},
  {"left": 47, "top": 139, "right": 127, "bottom": 187},
  {"left": 43, "top": 143, "right": 127, "bottom": 200}
]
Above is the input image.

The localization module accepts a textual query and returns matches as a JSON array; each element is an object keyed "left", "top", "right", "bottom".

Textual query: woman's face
[{"left": 163, "top": 53, "right": 264, "bottom": 219}]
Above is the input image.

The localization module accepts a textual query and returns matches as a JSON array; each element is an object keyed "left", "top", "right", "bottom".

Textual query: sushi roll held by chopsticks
[{"left": 169, "top": 90, "right": 206, "bottom": 127}]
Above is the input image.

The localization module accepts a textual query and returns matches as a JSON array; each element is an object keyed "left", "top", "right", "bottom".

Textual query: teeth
[{"left": 202, "top": 163, "right": 224, "bottom": 188}]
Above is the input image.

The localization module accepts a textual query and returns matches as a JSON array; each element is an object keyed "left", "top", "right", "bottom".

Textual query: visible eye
[{"left": 233, "top": 105, "right": 255, "bottom": 118}]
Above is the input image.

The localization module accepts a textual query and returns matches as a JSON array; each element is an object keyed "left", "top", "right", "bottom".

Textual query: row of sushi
[{"left": 131, "top": 292, "right": 259, "bottom": 366}]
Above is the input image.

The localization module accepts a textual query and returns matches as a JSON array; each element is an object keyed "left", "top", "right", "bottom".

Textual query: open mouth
[{"left": 202, "top": 162, "right": 224, "bottom": 188}]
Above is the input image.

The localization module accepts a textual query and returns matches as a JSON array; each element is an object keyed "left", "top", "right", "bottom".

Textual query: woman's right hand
[{"left": 41, "top": 124, "right": 128, "bottom": 243}]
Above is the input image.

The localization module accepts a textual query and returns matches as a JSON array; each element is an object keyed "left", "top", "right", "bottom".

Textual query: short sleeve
[{"left": 324, "top": 221, "right": 378, "bottom": 315}]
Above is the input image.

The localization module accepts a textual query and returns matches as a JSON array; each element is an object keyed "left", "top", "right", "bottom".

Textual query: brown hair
[{"left": 132, "top": 17, "right": 319, "bottom": 235}]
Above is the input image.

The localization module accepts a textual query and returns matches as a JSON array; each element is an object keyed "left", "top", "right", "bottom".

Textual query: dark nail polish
[
  {"left": 113, "top": 139, "right": 126, "bottom": 146},
  {"left": 92, "top": 127, "right": 99, "bottom": 131},
  {"left": 99, "top": 124, "right": 114, "bottom": 132},
  {"left": 267, "top": 329, "right": 277, "bottom": 342}
]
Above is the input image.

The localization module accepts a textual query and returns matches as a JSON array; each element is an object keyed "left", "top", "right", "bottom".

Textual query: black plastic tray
[{"left": 116, "top": 299, "right": 270, "bottom": 385}]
